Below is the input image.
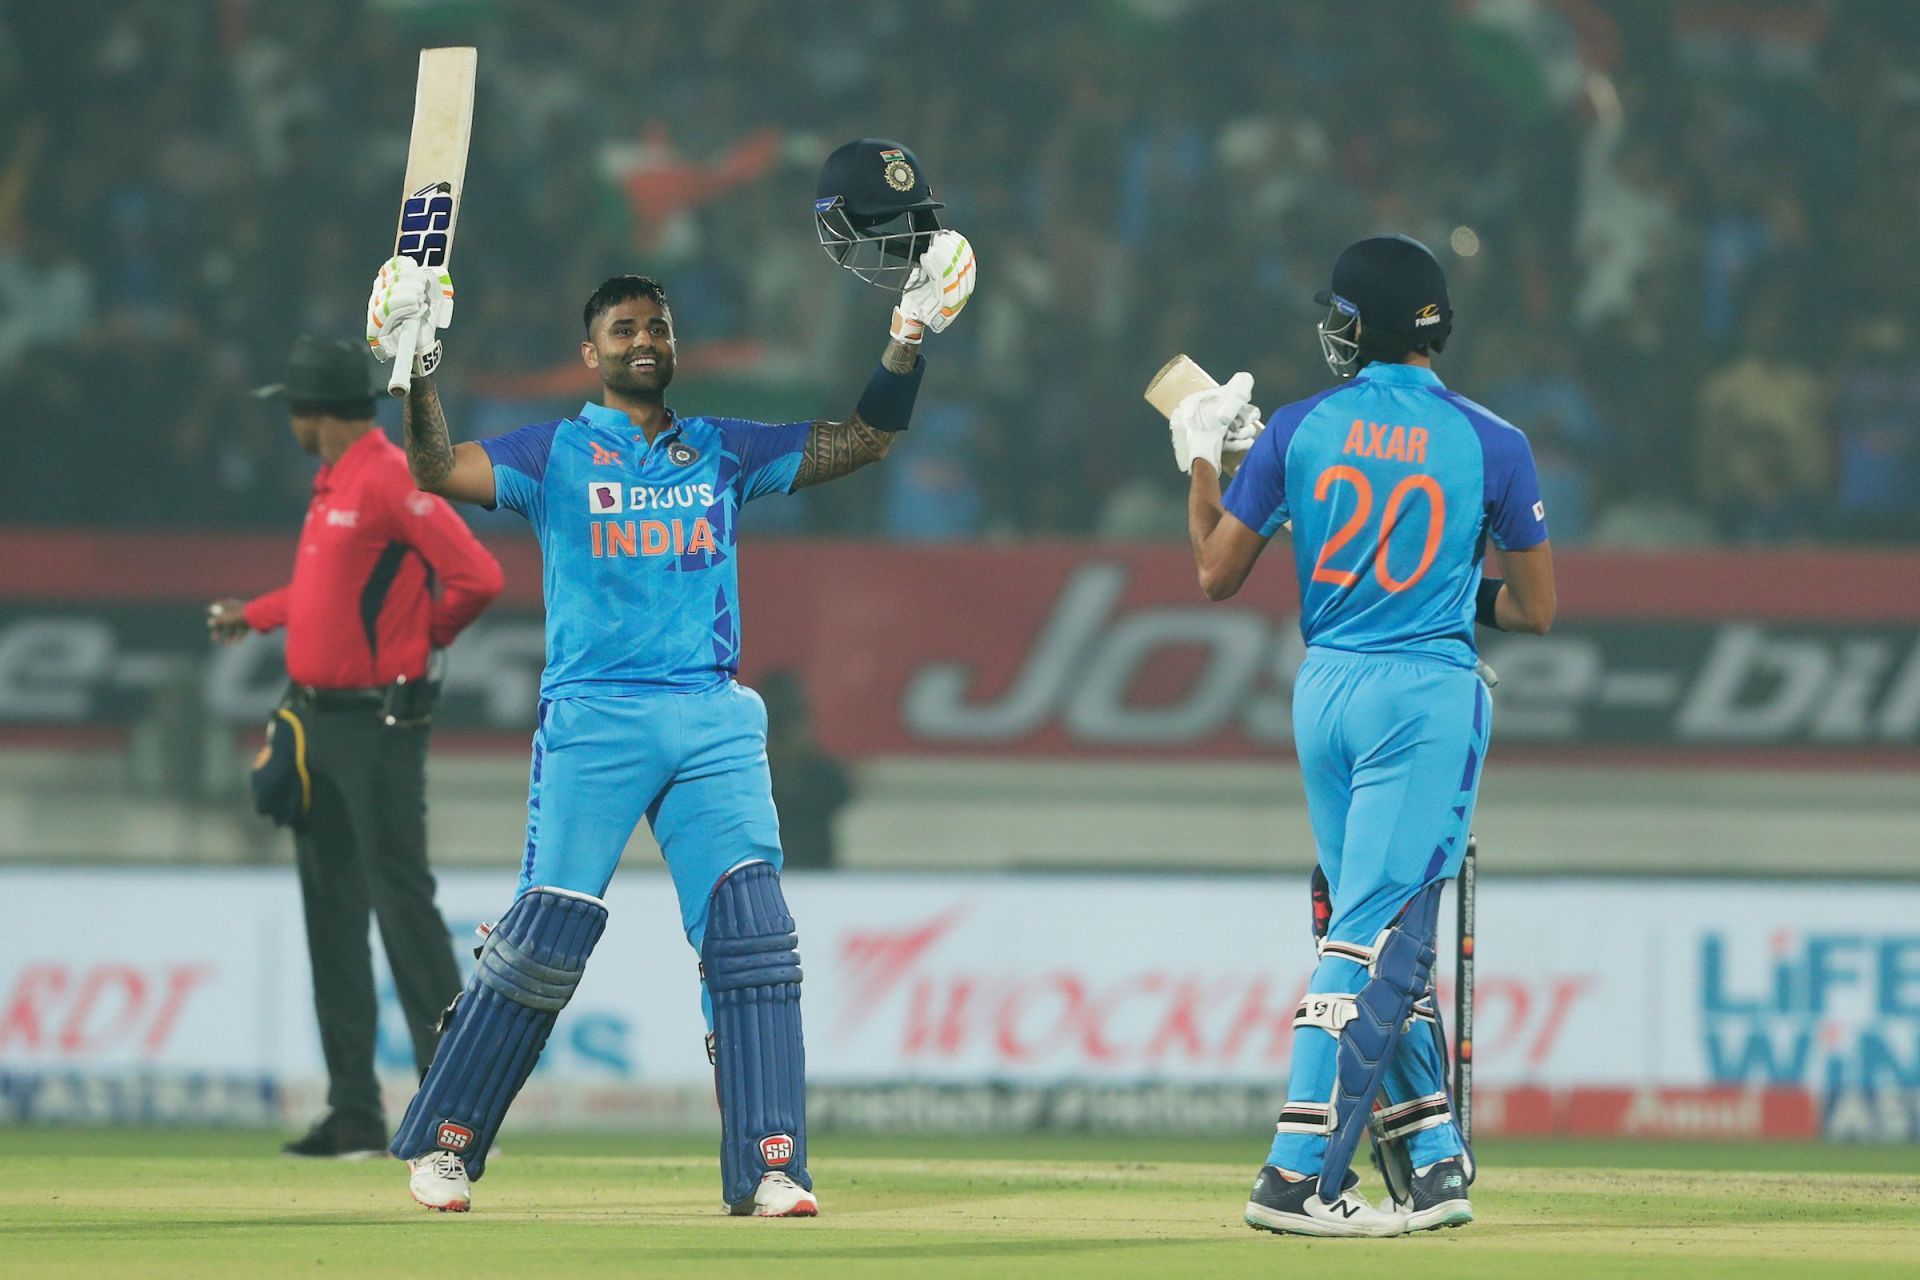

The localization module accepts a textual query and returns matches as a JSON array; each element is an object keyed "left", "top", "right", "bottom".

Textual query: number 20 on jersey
[{"left": 1311, "top": 465, "right": 1446, "bottom": 594}]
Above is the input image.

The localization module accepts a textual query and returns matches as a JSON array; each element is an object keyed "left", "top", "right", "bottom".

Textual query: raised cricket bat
[
  {"left": 1144, "top": 353, "right": 1258, "bottom": 478},
  {"left": 387, "top": 46, "right": 477, "bottom": 397}
]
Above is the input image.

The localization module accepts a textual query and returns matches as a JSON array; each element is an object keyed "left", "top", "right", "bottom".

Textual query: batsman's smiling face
[{"left": 583, "top": 297, "right": 676, "bottom": 395}]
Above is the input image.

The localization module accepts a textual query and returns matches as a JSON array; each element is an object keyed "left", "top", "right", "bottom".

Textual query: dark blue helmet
[
  {"left": 1315, "top": 235, "right": 1453, "bottom": 378},
  {"left": 814, "top": 138, "right": 944, "bottom": 289}
]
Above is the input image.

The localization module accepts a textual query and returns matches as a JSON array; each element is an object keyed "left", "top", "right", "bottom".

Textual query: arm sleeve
[
  {"left": 387, "top": 483, "right": 505, "bottom": 647},
  {"left": 1483, "top": 426, "right": 1549, "bottom": 551},
  {"left": 1221, "top": 410, "right": 1292, "bottom": 537},
  {"left": 716, "top": 418, "right": 812, "bottom": 502},
  {"left": 478, "top": 420, "right": 561, "bottom": 518},
  {"left": 242, "top": 587, "right": 291, "bottom": 633}
]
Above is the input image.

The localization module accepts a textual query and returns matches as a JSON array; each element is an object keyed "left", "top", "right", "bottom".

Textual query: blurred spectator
[
  {"left": 1486, "top": 329, "right": 1604, "bottom": 546},
  {"left": 1829, "top": 314, "right": 1920, "bottom": 542},
  {"left": 760, "top": 670, "right": 851, "bottom": 870},
  {"left": 0, "top": 222, "right": 94, "bottom": 366},
  {"left": 1573, "top": 93, "right": 1679, "bottom": 334},
  {"left": 0, "top": 0, "right": 1913, "bottom": 548},
  {"left": 883, "top": 399, "right": 984, "bottom": 541},
  {"left": 1694, "top": 292, "right": 1830, "bottom": 543}
]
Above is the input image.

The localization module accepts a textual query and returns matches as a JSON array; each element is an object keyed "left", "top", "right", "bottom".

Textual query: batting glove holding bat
[
  {"left": 1220, "top": 403, "right": 1265, "bottom": 473},
  {"left": 892, "top": 229, "right": 976, "bottom": 345},
  {"left": 1170, "top": 371, "right": 1260, "bottom": 475},
  {"left": 366, "top": 255, "right": 454, "bottom": 376}
]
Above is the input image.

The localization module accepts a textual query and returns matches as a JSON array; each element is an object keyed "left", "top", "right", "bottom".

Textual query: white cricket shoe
[
  {"left": 1244, "top": 1165, "right": 1405, "bottom": 1238},
  {"left": 408, "top": 1149, "right": 471, "bottom": 1213},
  {"left": 730, "top": 1170, "right": 819, "bottom": 1217}
]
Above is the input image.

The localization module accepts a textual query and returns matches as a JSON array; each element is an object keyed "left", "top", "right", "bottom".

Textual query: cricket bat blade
[{"left": 387, "top": 47, "right": 476, "bottom": 397}]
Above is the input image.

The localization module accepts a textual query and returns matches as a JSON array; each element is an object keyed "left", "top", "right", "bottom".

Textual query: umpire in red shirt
[{"left": 208, "top": 336, "right": 504, "bottom": 1157}]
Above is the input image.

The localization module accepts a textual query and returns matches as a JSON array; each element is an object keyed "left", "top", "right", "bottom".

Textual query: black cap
[
  {"left": 1314, "top": 234, "right": 1452, "bottom": 354},
  {"left": 252, "top": 336, "right": 381, "bottom": 402},
  {"left": 815, "top": 138, "right": 944, "bottom": 223}
]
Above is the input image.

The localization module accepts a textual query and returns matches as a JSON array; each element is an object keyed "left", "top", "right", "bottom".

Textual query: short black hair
[
  {"left": 583, "top": 275, "right": 671, "bottom": 333},
  {"left": 288, "top": 397, "right": 377, "bottom": 420}
]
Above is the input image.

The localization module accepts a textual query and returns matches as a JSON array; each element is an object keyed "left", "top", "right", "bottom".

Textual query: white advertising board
[{"left": 3, "top": 870, "right": 1913, "bottom": 1117}]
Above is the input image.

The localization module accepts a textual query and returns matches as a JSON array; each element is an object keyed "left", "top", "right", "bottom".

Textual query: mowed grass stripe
[{"left": 0, "top": 1132, "right": 1917, "bottom": 1280}]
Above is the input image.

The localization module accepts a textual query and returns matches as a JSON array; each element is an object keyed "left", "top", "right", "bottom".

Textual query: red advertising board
[{"left": 1, "top": 532, "right": 1917, "bottom": 762}]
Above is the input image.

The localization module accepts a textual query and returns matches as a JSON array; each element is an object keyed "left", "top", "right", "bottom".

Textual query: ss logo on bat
[{"left": 398, "top": 181, "right": 455, "bottom": 267}]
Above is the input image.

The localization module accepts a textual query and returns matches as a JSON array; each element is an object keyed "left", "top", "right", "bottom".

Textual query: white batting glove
[
  {"left": 893, "top": 229, "right": 976, "bottom": 344},
  {"left": 1170, "top": 371, "right": 1254, "bottom": 474},
  {"left": 1219, "top": 402, "right": 1265, "bottom": 478},
  {"left": 366, "top": 256, "right": 454, "bottom": 372}
]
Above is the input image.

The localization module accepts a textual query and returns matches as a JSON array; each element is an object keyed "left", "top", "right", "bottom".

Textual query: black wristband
[
  {"left": 1475, "top": 577, "right": 1505, "bottom": 629},
  {"left": 854, "top": 355, "right": 925, "bottom": 433}
]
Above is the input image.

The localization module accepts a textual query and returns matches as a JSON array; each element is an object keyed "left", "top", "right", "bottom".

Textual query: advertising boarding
[
  {"left": 2, "top": 534, "right": 1918, "bottom": 763},
  {"left": 3, "top": 870, "right": 1911, "bottom": 1139}
]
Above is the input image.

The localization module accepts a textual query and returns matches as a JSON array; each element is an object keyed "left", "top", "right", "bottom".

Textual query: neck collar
[
  {"left": 1357, "top": 363, "right": 1444, "bottom": 389},
  {"left": 581, "top": 401, "right": 676, "bottom": 437}
]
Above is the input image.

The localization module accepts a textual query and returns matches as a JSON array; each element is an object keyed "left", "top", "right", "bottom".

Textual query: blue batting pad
[
  {"left": 703, "top": 860, "right": 809, "bottom": 1207},
  {"left": 1370, "top": 995, "right": 1466, "bottom": 1201},
  {"left": 390, "top": 886, "right": 607, "bottom": 1179},
  {"left": 1319, "top": 880, "right": 1442, "bottom": 1201}
]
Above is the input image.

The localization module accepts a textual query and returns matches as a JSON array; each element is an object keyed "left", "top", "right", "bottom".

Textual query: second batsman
[{"left": 1175, "top": 234, "right": 1556, "bottom": 1237}]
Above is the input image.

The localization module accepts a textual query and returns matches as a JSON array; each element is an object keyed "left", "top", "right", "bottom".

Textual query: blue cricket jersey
[
  {"left": 480, "top": 402, "right": 809, "bottom": 699},
  {"left": 1222, "top": 363, "right": 1546, "bottom": 667}
]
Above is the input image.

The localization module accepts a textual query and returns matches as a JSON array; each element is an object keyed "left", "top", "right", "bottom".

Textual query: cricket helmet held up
[
  {"left": 815, "top": 138, "right": 944, "bottom": 289},
  {"left": 1315, "top": 234, "right": 1453, "bottom": 378}
]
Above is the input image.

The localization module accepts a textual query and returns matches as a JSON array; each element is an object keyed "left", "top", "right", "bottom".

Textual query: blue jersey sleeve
[
  {"left": 479, "top": 419, "right": 561, "bottom": 518},
  {"left": 1479, "top": 420, "right": 1548, "bottom": 550},
  {"left": 716, "top": 418, "right": 811, "bottom": 502},
  {"left": 1440, "top": 392, "right": 1549, "bottom": 551}
]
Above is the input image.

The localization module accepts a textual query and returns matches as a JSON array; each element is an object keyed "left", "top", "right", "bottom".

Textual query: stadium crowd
[{"left": 0, "top": 0, "right": 1914, "bottom": 544}]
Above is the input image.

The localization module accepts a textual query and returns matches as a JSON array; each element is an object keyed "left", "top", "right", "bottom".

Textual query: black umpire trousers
[{"left": 291, "top": 695, "right": 463, "bottom": 1128}]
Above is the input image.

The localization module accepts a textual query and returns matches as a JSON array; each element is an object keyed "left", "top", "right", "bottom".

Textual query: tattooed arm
[
  {"left": 790, "top": 338, "right": 918, "bottom": 490},
  {"left": 403, "top": 374, "right": 496, "bottom": 505}
]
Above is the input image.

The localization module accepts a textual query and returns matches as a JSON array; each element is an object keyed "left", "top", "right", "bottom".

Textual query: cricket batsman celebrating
[
  {"left": 363, "top": 138, "right": 975, "bottom": 1215},
  {"left": 1175, "top": 235, "right": 1554, "bottom": 1236}
]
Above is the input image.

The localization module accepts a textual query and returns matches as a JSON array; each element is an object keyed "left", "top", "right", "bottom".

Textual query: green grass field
[{"left": 2, "top": 1130, "right": 1917, "bottom": 1279}]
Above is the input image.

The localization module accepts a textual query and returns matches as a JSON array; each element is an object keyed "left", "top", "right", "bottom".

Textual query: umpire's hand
[{"left": 207, "top": 598, "right": 250, "bottom": 644}]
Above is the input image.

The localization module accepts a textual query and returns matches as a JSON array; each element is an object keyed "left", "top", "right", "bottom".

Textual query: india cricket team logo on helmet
[
  {"left": 878, "top": 147, "right": 917, "bottom": 192},
  {"left": 815, "top": 137, "right": 945, "bottom": 289}
]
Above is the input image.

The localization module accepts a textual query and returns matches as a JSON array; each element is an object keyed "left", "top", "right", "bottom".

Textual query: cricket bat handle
[{"left": 388, "top": 321, "right": 420, "bottom": 397}]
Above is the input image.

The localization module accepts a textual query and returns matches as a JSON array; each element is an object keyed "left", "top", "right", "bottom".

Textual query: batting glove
[
  {"left": 1170, "top": 371, "right": 1255, "bottom": 475},
  {"left": 1219, "top": 402, "right": 1265, "bottom": 478},
  {"left": 366, "top": 256, "right": 454, "bottom": 373},
  {"left": 894, "top": 229, "right": 976, "bottom": 344}
]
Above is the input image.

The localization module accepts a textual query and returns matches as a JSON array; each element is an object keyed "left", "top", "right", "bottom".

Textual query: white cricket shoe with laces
[
  {"left": 731, "top": 1170, "right": 819, "bottom": 1217},
  {"left": 1244, "top": 1165, "right": 1405, "bottom": 1238},
  {"left": 408, "top": 1149, "right": 471, "bottom": 1212}
]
